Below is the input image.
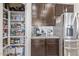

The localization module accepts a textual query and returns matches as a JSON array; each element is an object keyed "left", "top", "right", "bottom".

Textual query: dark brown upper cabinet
[
  {"left": 45, "top": 5, "right": 56, "bottom": 26},
  {"left": 32, "top": 3, "right": 74, "bottom": 26},
  {"left": 32, "top": 3, "right": 46, "bottom": 26},
  {"left": 32, "top": 3, "right": 56, "bottom": 26},
  {"left": 55, "top": 4, "right": 74, "bottom": 16},
  {"left": 55, "top": 4, "right": 64, "bottom": 16},
  {"left": 64, "top": 4, "right": 74, "bottom": 12}
]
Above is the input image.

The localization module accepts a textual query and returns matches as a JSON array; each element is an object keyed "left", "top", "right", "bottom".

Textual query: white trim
[
  {"left": 0, "top": 3, "right": 3, "bottom": 56},
  {"left": 8, "top": 11, "right": 10, "bottom": 46},
  {"left": 25, "top": 3, "right": 32, "bottom": 56},
  {"left": 3, "top": 36, "right": 8, "bottom": 39},
  {"left": 3, "top": 45, "right": 9, "bottom": 49},
  {"left": 10, "top": 11, "right": 25, "bottom": 13}
]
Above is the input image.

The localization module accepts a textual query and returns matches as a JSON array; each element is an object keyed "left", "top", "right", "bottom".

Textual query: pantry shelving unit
[
  {"left": 0, "top": 3, "right": 32, "bottom": 56},
  {"left": 3, "top": 8, "right": 9, "bottom": 51},
  {"left": 3, "top": 9, "right": 25, "bottom": 56},
  {"left": 9, "top": 11, "right": 25, "bottom": 56},
  {"left": 3, "top": 8, "right": 8, "bottom": 38}
]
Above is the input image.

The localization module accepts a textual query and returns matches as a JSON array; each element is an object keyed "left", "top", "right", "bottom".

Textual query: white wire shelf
[
  {"left": 10, "top": 36, "right": 25, "bottom": 38},
  {"left": 3, "top": 36, "right": 8, "bottom": 39},
  {"left": 3, "top": 45, "right": 9, "bottom": 49},
  {"left": 3, "top": 18, "right": 8, "bottom": 20},
  {"left": 3, "top": 8, "right": 9, "bottom": 12},
  {"left": 10, "top": 20, "right": 24, "bottom": 22},
  {"left": 10, "top": 44, "right": 24, "bottom": 47}
]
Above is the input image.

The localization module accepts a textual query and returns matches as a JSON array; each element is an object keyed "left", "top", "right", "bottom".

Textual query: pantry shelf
[
  {"left": 10, "top": 11, "right": 25, "bottom": 13},
  {"left": 10, "top": 20, "right": 24, "bottom": 22},
  {"left": 3, "top": 36, "right": 8, "bottom": 39},
  {"left": 3, "top": 18, "right": 8, "bottom": 20},
  {"left": 10, "top": 44, "right": 24, "bottom": 46},
  {"left": 3, "top": 8, "right": 9, "bottom": 12},
  {"left": 3, "top": 45, "right": 9, "bottom": 49},
  {"left": 3, "top": 7, "right": 8, "bottom": 37},
  {"left": 10, "top": 36, "right": 25, "bottom": 38}
]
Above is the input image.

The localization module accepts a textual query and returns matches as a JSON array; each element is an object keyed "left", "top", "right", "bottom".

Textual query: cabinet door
[
  {"left": 31, "top": 39, "right": 45, "bottom": 56},
  {"left": 32, "top": 17, "right": 46, "bottom": 26},
  {"left": 32, "top": 3, "right": 46, "bottom": 26},
  {"left": 46, "top": 39, "right": 59, "bottom": 56},
  {"left": 32, "top": 3, "right": 56, "bottom": 26},
  {"left": 55, "top": 4, "right": 64, "bottom": 16},
  {"left": 45, "top": 6, "right": 56, "bottom": 26}
]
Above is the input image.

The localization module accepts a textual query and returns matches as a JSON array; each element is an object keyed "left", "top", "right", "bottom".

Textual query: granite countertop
[{"left": 31, "top": 36, "right": 60, "bottom": 39}]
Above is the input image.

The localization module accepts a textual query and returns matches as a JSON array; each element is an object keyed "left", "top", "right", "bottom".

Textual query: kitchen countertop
[{"left": 31, "top": 36, "right": 60, "bottom": 39}]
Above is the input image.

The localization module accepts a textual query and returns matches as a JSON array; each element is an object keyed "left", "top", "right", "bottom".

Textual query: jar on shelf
[
  {"left": 20, "top": 37, "right": 25, "bottom": 44},
  {"left": 16, "top": 31, "right": 21, "bottom": 36},
  {"left": 16, "top": 15, "right": 21, "bottom": 21},
  {"left": 10, "top": 38, "right": 15, "bottom": 44}
]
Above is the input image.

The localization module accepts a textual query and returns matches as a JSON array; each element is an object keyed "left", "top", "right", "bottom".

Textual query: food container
[
  {"left": 16, "top": 31, "right": 21, "bottom": 36},
  {"left": 16, "top": 16, "right": 21, "bottom": 21},
  {"left": 20, "top": 37, "right": 25, "bottom": 44}
]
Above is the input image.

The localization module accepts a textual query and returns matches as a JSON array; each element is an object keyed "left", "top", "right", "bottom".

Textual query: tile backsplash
[{"left": 32, "top": 26, "right": 54, "bottom": 37}]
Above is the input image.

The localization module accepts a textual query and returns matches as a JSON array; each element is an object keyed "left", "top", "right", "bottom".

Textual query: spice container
[
  {"left": 16, "top": 15, "right": 21, "bottom": 21},
  {"left": 20, "top": 37, "right": 25, "bottom": 44},
  {"left": 15, "top": 38, "right": 20, "bottom": 44},
  {"left": 10, "top": 45, "right": 16, "bottom": 56},
  {"left": 10, "top": 38, "right": 15, "bottom": 44},
  {"left": 16, "top": 31, "right": 21, "bottom": 36},
  {"left": 16, "top": 47, "right": 23, "bottom": 56}
]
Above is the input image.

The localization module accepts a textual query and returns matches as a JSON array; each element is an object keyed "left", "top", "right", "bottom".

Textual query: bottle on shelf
[
  {"left": 9, "top": 7, "right": 16, "bottom": 11},
  {"left": 20, "top": 37, "right": 25, "bottom": 44}
]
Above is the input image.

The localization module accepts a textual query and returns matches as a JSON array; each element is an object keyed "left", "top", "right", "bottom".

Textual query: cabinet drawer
[
  {"left": 31, "top": 39, "right": 45, "bottom": 56},
  {"left": 31, "top": 39, "right": 45, "bottom": 44},
  {"left": 46, "top": 39, "right": 59, "bottom": 44},
  {"left": 46, "top": 44, "right": 58, "bottom": 49},
  {"left": 31, "top": 39, "right": 59, "bottom": 56},
  {"left": 46, "top": 39, "right": 59, "bottom": 56}
]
